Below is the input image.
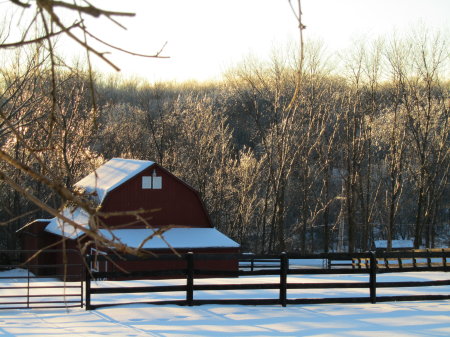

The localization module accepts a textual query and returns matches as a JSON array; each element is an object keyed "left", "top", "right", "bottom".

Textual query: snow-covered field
[{"left": 1, "top": 266, "right": 449, "bottom": 336}]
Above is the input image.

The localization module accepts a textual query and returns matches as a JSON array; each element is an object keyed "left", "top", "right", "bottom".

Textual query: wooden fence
[{"left": 85, "top": 250, "right": 450, "bottom": 310}]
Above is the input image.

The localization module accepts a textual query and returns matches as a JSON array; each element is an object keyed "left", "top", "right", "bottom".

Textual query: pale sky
[{"left": 3, "top": 0, "right": 450, "bottom": 83}]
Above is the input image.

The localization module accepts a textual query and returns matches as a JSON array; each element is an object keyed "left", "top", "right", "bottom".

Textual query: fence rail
[
  {"left": 86, "top": 250, "right": 450, "bottom": 310},
  {"left": 1, "top": 249, "right": 448, "bottom": 310}
]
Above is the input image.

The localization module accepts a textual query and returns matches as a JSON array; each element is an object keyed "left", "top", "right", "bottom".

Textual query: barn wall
[
  {"left": 29, "top": 233, "right": 239, "bottom": 281},
  {"left": 100, "top": 164, "right": 211, "bottom": 228},
  {"left": 21, "top": 221, "right": 53, "bottom": 275},
  {"left": 26, "top": 234, "right": 88, "bottom": 281},
  {"left": 40, "top": 240, "right": 239, "bottom": 281},
  {"left": 21, "top": 220, "right": 49, "bottom": 251},
  {"left": 51, "top": 237, "right": 84, "bottom": 282},
  {"left": 107, "top": 247, "right": 240, "bottom": 280}
]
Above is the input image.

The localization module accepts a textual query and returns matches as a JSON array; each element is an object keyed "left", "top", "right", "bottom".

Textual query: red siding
[
  {"left": 111, "top": 247, "right": 240, "bottom": 280},
  {"left": 21, "top": 220, "right": 49, "bottom": 251},
  {"left": 22, "top": 228, "right": 83, "bottom": 281},
  {"left": 99, "top": 164, "right": 211, "bottom": 228},
  {"left": 31, "top": 233, "right": 239, "bottom": 281}
]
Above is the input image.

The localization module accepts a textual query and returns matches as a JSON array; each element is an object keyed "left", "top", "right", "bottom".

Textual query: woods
[{"left": 1, "top": 34, "right": 448, "bottom": 254}]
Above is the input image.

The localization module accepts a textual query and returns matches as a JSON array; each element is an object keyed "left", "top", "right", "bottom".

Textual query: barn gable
[
  {"left": 55, "top": 158, "right": 212, "bottom": 229},
  {"left": 98, "top": 161, "right": 212, "bottom": 228}
]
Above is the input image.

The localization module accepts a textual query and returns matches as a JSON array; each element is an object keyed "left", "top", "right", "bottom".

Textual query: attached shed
[{"left": 21, "top": 158, "right": 240, "bottom": 279}]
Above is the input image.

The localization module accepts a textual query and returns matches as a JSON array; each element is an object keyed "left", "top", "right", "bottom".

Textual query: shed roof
[
  {"left": 102, "top": 228, "right": 240, "bottom": 249},
  {"left": 45, "top": 213, "right": 239, "bottom": 249},
  {"left": 45, "top": 207, "right": 90, "bottom": 239},
  {"left": 75, "top": 158, "right": 154, "bottom": 203}
]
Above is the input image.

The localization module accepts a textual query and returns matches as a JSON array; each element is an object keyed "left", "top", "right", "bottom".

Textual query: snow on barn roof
[
  {"left": 45, "top": 207, "right": 90, "bottom": 239},
  {"left": 101, "top": 228, "right": 240, "bottom": 249},
  {"left": 45, "top": 216, "right": 239, "bottom": 249},
  {"left": 75, "top": 158, "right": 154, "bottom": 203}
]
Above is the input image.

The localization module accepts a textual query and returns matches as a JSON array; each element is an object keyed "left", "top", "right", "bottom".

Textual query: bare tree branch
[
  {"left": 10, "top": 0, "right": 30, "bottom": 8},
  {"left": 0, "top": 22, "right": 81, "bottom": 49},
  {"left": 84, "top": 30, "right": 170, "bottom": 59},
  {"left": 38, "top": 0, "right": 135, "bottom": 18}
]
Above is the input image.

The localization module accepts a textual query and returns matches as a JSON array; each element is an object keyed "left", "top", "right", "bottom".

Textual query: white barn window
[
  {"left": 142, "top": 170, "right": 162, "bottom": 189},
  {"left": 142, "top": 176, "right": 152, "bottom": 189},
  {"left": 152, "top": 176, "right": 162, "bottom": 189}
]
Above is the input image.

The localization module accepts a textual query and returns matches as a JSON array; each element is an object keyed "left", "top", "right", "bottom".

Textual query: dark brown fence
[
  {"left": 0, "top": 249, "right": 84, "bottom": 309},
  {"left": 85, "top": 250, "right": 450, "bottom": 310}
]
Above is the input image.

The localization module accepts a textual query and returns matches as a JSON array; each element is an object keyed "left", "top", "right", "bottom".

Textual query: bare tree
[
  {"left": 0, "top": 1, "right": 168, "bottom": 256},
  {"left": 397, "top": 30, "right": 449, "bottom": 248}
]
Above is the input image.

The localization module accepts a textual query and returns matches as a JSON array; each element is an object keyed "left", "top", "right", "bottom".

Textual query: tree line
[{"left": 1, "top": 31, "right": 449, "bottom": 254}]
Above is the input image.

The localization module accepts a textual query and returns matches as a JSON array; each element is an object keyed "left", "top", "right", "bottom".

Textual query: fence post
[
  {"left": 442, "top": 249, "right": 448, "bottom": 269},
  {"left": 279, "top": 252, "right": 288, "bottom": 307},
  {"left": 186, "top": 252, "right": 194, "bottom": 306},
  {"left": 80, "top": 259, "right": 84, "bottom": 308},
  {"left": 27, "top": 267, "right": 30, "bottom": 309},
  {"left": 426, "top": 248, "right": 432, "bottom": 268},
  {"left": 85, "top": 255, "right": 91, "bottom": 310},
  {"left": 369, "top": 251, "right": 377, "bottom": 304}
]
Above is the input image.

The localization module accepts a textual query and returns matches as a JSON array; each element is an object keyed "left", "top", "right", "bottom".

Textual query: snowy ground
[
  {"left": 1, "top": 300, "right": 449, "bottom": 337},
  {"left": 1, "top": 264, "right": 449, "bottom": 336}
]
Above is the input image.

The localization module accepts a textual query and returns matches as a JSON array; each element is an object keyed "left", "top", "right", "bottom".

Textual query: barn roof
[
  {"left": 102, "top": 228, "right": 240, "bottom": 249},
  {"left": 45, "top": 212, "right": 239, "bottom": 249},
  {"left": 45, "top": 207, "right": 90, "bottom": 239},
  {"left": 75, "top": 158, "right": 154, "bottom": 203}
]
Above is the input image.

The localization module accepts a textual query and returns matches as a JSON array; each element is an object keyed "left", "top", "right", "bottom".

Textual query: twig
[
  {"left": 0, "top": 22, "right": 82, "bottom": 49},
  {"left": 135, "top": 214, "right": 180, "bottom": 256},
  {"left": 37, "top": 3, "right": 121, "bottom": 71},
  {"left": 39, "top": 0, "right": 135, "bottom": 18},
  {"left": 285, "top": 0, "right": 305, "bottom": 112},
  {"left": 1, "top": 209, "right": 39, "bottom": 227},
  {"left": 97, "top": 208, "right": 161, "bottom": 219},
  {"left": 10, "top": 0, "right": 30, "bottom": 8},
  {"left": 84, "top": 30, "right": 170, "bottom": 58}
]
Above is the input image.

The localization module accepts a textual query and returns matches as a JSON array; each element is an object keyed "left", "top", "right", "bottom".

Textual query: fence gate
[{"left": 0, "top": 249, "right": 84, "bottom": 310}]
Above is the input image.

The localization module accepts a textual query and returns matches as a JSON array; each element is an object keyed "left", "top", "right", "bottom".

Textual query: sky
[
  {"left": 2, "top": 0, "right": 450, "bottom": 83},
  {"left": 85, "top": 0, "right": 450, "bottom": 83}
]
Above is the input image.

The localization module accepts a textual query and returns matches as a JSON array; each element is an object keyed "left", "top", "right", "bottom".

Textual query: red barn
[{"left": 21, "top": 158, "right": 240, "bottom": 279}]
